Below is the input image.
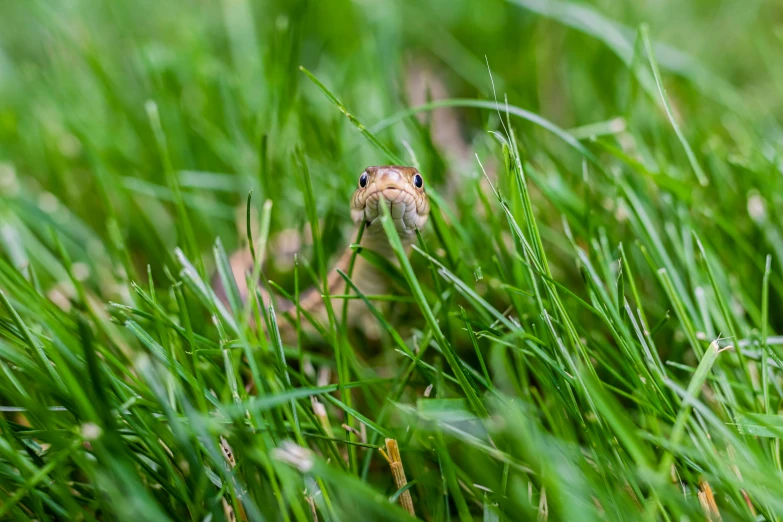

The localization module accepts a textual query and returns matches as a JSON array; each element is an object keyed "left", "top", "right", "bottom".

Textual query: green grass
[{"left": 1, "top": 0, "right": 783, "bottom": 520}]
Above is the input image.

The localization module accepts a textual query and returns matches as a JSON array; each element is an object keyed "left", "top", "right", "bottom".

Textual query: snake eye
[
  {"left": 359, "top": 172, "right": 368, "bottom": 188},
  {"left": 413, "top": 173, "right": 423, "bottom": 189}
]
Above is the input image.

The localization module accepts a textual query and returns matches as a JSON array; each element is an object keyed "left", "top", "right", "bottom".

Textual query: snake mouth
[
  {"left": 352, "top": 185, "right": 427, "bottom": 239},
  {"left": 369, "top": 187, "right": 420, "bottom": 226}
]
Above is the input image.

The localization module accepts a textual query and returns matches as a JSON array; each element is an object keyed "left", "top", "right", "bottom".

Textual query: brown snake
[{"left": 215, "top": 166, "right": 431, "bottom": 338}]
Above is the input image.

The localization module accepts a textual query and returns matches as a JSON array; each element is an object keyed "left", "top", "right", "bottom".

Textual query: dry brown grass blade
[
  {"left": 697, "top": 479, "right": 721, "bottom": 521},
  {"left": 380, "top": 438, "right": 415, "bottom": 517}
]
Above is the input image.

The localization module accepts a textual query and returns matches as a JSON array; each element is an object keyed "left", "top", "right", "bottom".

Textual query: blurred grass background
[{"left": 1, "top": 0, "right": 783, "bottom": 520}]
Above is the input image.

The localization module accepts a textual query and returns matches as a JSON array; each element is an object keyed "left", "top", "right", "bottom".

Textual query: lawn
[{"left": 0, "top": 0, "right": 782, "bottom": 520}]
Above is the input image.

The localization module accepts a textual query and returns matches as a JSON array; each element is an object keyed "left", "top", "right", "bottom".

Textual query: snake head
[{"left": 351, "top": 166, "right": 430, "bottom": 243}]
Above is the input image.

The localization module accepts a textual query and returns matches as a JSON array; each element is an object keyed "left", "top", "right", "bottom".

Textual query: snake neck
[
  {"left": 240, "top": 227, "right": 413, "bottom": 342},
  {"left": 358, "top": 226, "right": 412, "bottom": 259},
  {"left": 328, "top": 227, "right": 414, "bottom": 301}
]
